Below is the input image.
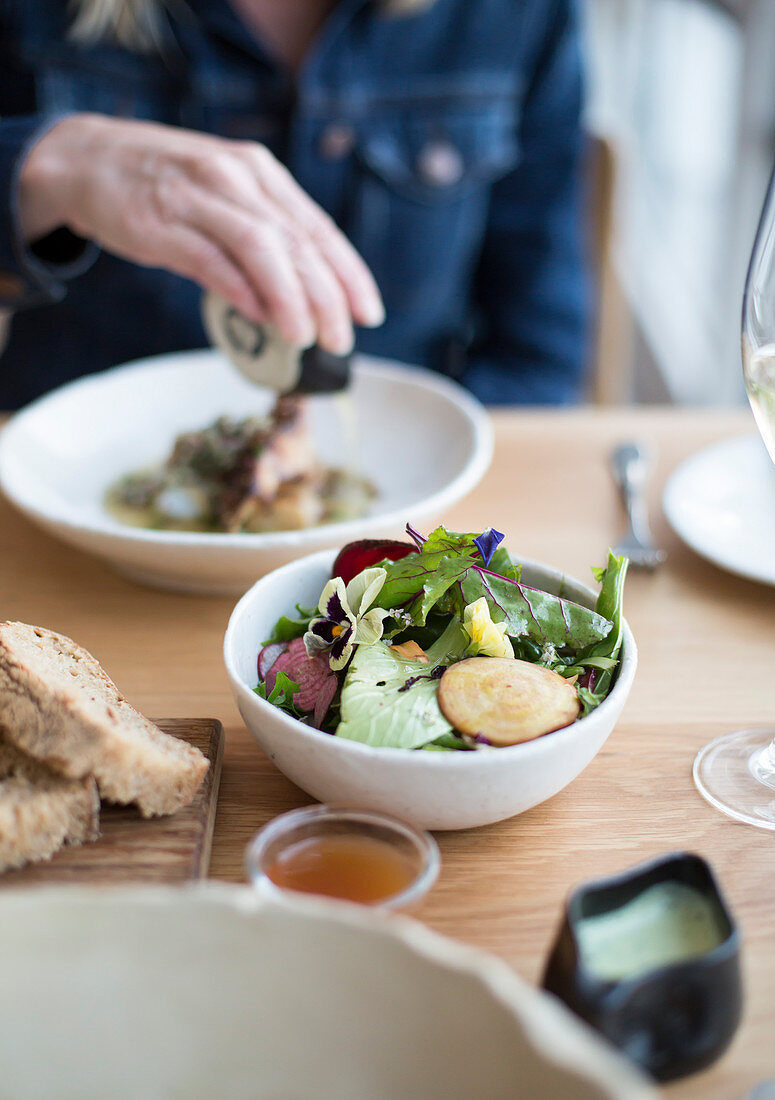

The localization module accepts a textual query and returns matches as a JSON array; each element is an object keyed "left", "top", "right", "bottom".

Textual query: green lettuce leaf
[
  {"left": 375, "top": 527, "right": 519, "bottom": 625},
  {"left": 575, "top": 552, "right": 629, "bottom": 714},
  {"left": 254, "top": 670, "right": 303, "bottom": 717},
  {"left": 459, "top": 569, "right": 612, "bottom": 650},
  {"left": 421, "top": 527, "right": 521, "bottom": 582},
  {"left": 375, "top": 526, "right": 612, "bottom": 650},
  {"left": 336, "top": 619, "right": 467, "bottom": 749},
  {"left": 265, "top": 604, "right": 317, "bottom": 644},
  {"left": 424, "top": 732, "right": 472, "bottom": 751},
  {"left": 375, "top": 548, "right": 475, "bottom": 625}
]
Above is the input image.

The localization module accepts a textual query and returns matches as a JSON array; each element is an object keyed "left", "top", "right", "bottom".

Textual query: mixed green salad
[{"left": 255, "top": 525, "right": 628, "bottom": 751}]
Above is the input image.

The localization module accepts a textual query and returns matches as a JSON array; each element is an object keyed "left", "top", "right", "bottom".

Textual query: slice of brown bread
[
  {"left": 0, "top": 623, "right": 209, "bottom": 818},
  {"left": 0, "top": 734, "right": 100, "bottom": 872}
]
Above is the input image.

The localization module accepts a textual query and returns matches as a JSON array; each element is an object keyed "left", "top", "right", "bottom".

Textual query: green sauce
[{"left": 576, "top": 882, "right": 728, "bottom": 982}]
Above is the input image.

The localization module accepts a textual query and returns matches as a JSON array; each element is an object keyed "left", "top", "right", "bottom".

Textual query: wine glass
[{"left": 692, "top": 163, "right": 775, "bottom": 828}]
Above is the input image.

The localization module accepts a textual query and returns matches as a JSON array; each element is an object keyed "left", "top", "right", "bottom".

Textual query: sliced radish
[
  {"left": 332, "top": 539, "right": 416, "bottom": 584},
  {"left": 266, "top": 636, "right": 338, "bottom": 714},
  {"left": 258, "top": 642, "right": 287, "bottom": 681},
  {"left": 313, "top": 675, "right": 339, "bottom": 729}
]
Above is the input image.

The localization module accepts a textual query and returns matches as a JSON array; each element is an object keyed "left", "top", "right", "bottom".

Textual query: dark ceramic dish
[{"left": 542, "top": 852, "right": 741, "bottom": 1082}]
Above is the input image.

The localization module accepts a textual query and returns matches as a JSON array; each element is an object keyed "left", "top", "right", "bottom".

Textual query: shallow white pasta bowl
[
  {"left": 0, "top": 349, "right": 492, "bottom": 595},
  {"left": 0, "top": 884, "right": 654, "bottom": 1100},
  {"left": 224, "top": 550, "right": 638, "bottom": 830}
]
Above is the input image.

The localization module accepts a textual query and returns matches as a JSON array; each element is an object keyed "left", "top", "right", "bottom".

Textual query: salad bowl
[
  {"left": 224, "top": 548, "right": 637, "bottom": 830},
  {"left": 0, "top": 350, "right": 491, "bottom": 595}
]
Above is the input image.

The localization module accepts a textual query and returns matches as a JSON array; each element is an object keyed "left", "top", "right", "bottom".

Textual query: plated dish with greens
[
  {"left": 255, "top": 525, "right": 628, "bottom": 751},
  {"left": 105, "top": 397, "right": 375, "bottom": 534},
  {"left": 0, "top": 351, "right": 492, "bottom": 595}
]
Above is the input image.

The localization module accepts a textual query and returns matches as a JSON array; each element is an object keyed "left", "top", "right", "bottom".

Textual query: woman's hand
[{"left": 19, "top": 114, "right": 384, "bottom": 353}]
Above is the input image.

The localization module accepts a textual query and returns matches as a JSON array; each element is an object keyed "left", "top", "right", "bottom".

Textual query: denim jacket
[{"left": 0, "top": 0, "right": 589, "bottom": 408}]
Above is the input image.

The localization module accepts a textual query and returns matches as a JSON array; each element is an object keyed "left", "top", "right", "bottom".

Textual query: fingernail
[{"left": 360, "top": 296, "right": 385, "bottom": 328}]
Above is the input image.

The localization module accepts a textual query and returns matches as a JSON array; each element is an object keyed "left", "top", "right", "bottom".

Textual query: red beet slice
[
  {"left": 265, "top": 636, "right": 337, "bottom": 715},
  {"left": 313, "top": 675, "right": 338, "bottom": 729},
  {"left": 257, "top": 642, "right": 287, "bottom": 681},
  {"left": 332, "top": 539, "right": 416, "bottom": 585}
]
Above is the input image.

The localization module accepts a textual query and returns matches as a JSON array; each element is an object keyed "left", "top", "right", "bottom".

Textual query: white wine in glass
[
  {"left": 745, "top": 343, "right": 775, "bottom": 461},
  {"left": 693, "top": 166, "right": 775, "bottom": 828}
]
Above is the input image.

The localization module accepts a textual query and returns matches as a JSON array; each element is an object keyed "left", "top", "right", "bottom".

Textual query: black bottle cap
[{"left": 294, "top": 345, "right": 352, "bottom": 394}]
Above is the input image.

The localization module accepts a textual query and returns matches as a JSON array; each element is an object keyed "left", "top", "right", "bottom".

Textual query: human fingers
[
  {"left": 139, "top": 222, "right": 268, "bottom": 325},
  {"left": 283, "top": 227, "right": 354, "bottom": 354},
  {"left": 240, "top": 144, "right": 385, "bottom": 329},
  {"left": 183, "top": 192, "right": 318, "bottom": 348},
  {"left": 172, "top": 158, "right": 354, "bottom": 351}
]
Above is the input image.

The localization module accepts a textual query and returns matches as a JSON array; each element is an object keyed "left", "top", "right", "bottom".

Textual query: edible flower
[
  {"left": 462, "top": 597, "right": 514, "bottom": 659},
  {"left": 304, "top": 567, "right": 388, "bottom": 671},
  {"left": 473, "top": 527, "right": 505, "bottom": 567}
]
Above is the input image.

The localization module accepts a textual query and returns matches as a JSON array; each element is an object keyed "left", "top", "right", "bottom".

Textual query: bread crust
[{"left": 0, "top": 623, "right": 208, "bottom": 817}]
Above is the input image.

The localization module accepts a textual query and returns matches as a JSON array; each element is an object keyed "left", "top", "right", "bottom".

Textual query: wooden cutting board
[{"left": 0, "top": 719, "right": 224, "bottom": 887}]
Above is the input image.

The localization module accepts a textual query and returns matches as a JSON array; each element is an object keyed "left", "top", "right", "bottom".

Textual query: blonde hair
[
  {"left": 69, "top": 0, "right": 436, "bottom": 50},
  {"left": 69, "top": 0, "right": 164, "bottom": 51}
]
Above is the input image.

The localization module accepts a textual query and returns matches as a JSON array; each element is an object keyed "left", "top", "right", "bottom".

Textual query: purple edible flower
[
  {"left": 473, "top": 527, "right": 505, "bottom": 567},
  {"left": 304, "top": 569, "right": 388, "bottom": 672},
  {"left": 307, "top": 612, "right": 353, "bottom": 665}
]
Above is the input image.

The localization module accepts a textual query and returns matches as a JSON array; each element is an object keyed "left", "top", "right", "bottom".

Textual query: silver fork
[{"left": 609, "top": 442, "right": 667, "bottom": 570}]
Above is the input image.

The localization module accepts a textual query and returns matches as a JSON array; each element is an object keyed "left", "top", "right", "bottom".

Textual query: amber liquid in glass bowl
[
  {"left": 247, "top": 806, "right": 440, "bottom": 911},
  {"left": 265, "top": 834, "right": 419, "bottom": 904}
]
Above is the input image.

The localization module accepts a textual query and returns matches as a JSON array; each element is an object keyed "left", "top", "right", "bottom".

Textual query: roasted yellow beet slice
[
  {"left": 437, "top": 658, "right": 580, "bottom": 745},
  {"left": 390, "top": 640, "right": 429, "bottom": 663}
]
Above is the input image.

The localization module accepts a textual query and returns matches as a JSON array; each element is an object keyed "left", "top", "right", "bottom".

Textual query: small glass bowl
[{"left": 246, "top": 805, "right": 440, "bottom": 912}]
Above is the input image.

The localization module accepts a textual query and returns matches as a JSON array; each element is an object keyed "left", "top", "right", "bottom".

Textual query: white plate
[
  {"left": 663, "top": 434, "right": 775, "bottom": 585},
  {"left": 0, "top": 350, "right": 492, "bottom": 594},
  {"left": 0, "top": 884, "right": 654, "bottom": 1100}
]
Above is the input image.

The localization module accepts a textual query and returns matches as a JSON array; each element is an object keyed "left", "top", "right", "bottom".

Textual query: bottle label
[{"left": 202, "top": 292, "right": 302, "bottom": 393}]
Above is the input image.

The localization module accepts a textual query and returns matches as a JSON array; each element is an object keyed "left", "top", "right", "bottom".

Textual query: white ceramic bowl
[
  {"left": 0, "top": 885, "right": 654, "bottom": 1099},
  {"left": 224, "top": 550, "right": 637, "bottom": 830},
  {"left": 0, "top": 350, "right": 491, "bottom": 595}
]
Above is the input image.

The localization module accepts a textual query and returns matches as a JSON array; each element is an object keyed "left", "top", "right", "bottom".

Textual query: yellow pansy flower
[{"left": 462, "top": 598, "right": 514, "bottom": 659}]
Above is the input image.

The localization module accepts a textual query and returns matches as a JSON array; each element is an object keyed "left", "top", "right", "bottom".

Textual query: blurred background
[
  {"left": 2, "top": 0, "right": 769, "bottom": 411},
  {"left": 584, "top": 0, "right": 773, "bottom": 406}
]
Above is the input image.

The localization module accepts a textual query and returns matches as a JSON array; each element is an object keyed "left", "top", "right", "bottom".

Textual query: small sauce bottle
[
  {"left": 203, "top": 292, "right": 351, "bottom": 395},
  {"left": 542, "top": 851, "right": 741, "bottom": 1082}
]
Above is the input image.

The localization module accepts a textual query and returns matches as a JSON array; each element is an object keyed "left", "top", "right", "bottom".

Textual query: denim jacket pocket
[
  {"left": 356, "top": 96, "right": 520, "bottom": 205},
  {"left": 348, "top": 95, "right": 520, "bottom": 315}
]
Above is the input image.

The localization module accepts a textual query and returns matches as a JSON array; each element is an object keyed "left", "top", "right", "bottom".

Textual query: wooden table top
[{"left": 1, "top": 405, "right": 772, "bottom": 1099}]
